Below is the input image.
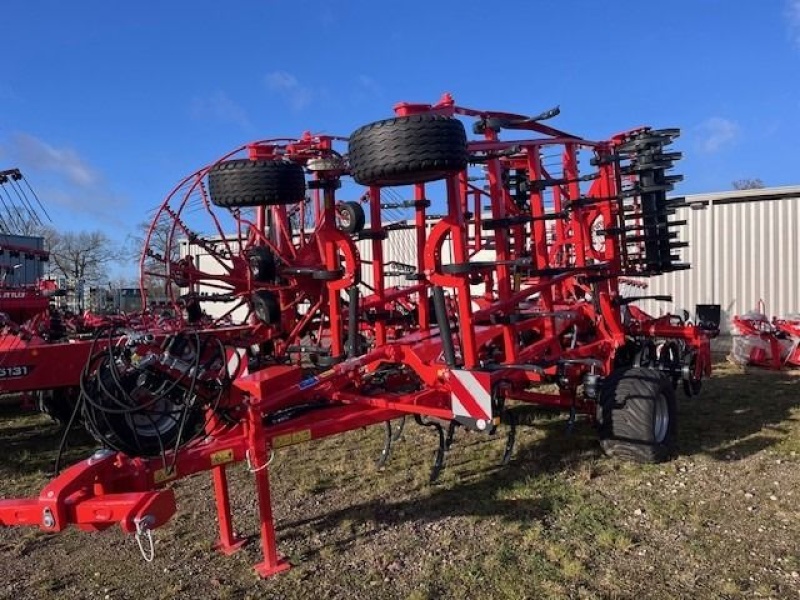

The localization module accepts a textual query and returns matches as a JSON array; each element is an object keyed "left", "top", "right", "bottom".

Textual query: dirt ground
[{"left": 2, "top": 357, "right": 800, "bottom": 600}]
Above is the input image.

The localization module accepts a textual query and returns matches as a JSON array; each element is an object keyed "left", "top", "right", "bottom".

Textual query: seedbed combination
[{"left": 0, "top": 95, "right": 715, "bottom": 577}]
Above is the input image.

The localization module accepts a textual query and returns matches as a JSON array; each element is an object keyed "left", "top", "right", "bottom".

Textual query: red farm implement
[
  {"left": 730, "top": 305, "right": 800, "bottom": 369},
  {"left": 0, "top": 95, "right": 715, "bottom": 577},
  {"left": 0, "top": 168, "right": 58, "bottom": 326}
]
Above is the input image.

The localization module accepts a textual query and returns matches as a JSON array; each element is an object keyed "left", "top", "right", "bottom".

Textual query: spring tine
[
  {"left": 500, "top": 410, "right": 517, "bottom": 466},
  {"left": 376, "top": 421, "right": 394, "bottom": 468}
]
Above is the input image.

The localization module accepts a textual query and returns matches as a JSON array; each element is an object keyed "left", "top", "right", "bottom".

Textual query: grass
[{"left": 2, "top": 358, "right": 800, "bottom": 599}]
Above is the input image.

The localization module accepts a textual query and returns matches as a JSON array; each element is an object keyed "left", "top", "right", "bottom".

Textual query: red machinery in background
[
  {"left": 730, "top": 305, "right": 800, "bottom": 369},
  {"left": 0, "top": 95, "right": 716, "bottom": 577},
  {"left": 0, "top": 168, "right": 59, "bottom": 325}
]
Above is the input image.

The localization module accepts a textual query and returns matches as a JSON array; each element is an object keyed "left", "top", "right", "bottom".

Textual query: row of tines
[{"left": 617, "top": 129, "right": 689, "bottom": 275}]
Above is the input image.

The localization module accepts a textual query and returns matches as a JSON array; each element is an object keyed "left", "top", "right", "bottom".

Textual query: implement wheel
[
  {"left": 597, "top": 367, "right": 676, "bottom": 463},
  {"left": 208, "top": 159, "right": 306, "bottom": 207},
  {"left": 336, "top": 201, "right": 366, "bottom": 234},
  {"left": 251, "top": 290, "right": 281, "bottom": 326},
  {"left": 248, "top": 246, "right": 277, "bottom": 282},
  {"left": 348, "top": 114, "right": 468, "bottom": 186}
]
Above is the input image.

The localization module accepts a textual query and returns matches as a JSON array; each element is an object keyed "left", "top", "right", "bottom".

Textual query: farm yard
[
  {"left": 2, "top": 3, "right": 799, "bottom": 600},
  {"left": 2, "top": 355, "right": 800, "bottom": 600}
]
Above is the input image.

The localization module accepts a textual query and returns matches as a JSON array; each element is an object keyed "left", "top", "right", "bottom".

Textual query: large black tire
[
  {"left": 597, "top": 367, "right": 677, "bottom": 463},
  {"left": 208, "top": 159, "right": 306, "bottom": 207},
  {"left": 348, "top": 114, "right": 468, "bottom": 186}
]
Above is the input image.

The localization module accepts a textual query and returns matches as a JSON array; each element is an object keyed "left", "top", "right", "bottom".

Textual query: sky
[{"left": 0, "top": 0, "right": 799, "bottom": 280}]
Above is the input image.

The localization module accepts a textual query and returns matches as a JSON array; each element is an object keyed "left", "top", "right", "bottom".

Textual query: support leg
[
  {"left": 211, "top": 465, "right": 245, "bottom": 555},
  {"left": 253, "top": 462, "right": 290, "bottom": 578}
]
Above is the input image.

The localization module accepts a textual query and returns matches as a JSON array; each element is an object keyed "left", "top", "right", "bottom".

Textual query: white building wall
[
  {"left": 638, "top": 186, "right": 800, "bottom": 331},
  {"left": 186, "top": 186, "right": 800, "bottom": 332}
]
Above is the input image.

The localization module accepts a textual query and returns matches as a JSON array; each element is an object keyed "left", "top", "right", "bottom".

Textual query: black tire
[
  {"left": 36, "top": 388, "right": 79, "bottom": 426},
  {"left": 348, "top": 114, "right": 468, "bottom": 186},
  {"left": 208, "top": 159, "right": 306, "bottom": 207},
  {"left": 343, "top": 332, "right": 369, "bottom": 356},
  {"left": 83, "top": 366, "right": 204, "bottom": 458},
  {"left": 597, "top": 367, "right": 676, "bottom": 463},
  {"left": 248, "top": 247, "right": 276, "bottom": 282},
  {"left": 183, "top": 297, "right": 203, "bottom": 323},
  {"left": 682, "top": 352, "right": 703, "bottom": 397},
  {"left": 336, "top": 201, "right": 366, "bottom": 234},
  {"left": 251, "top": 290, "right": 281, "bottom": 326}
]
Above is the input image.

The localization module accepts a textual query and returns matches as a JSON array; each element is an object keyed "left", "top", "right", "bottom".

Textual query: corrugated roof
[{"left": 682, "top": 185, "right": 800, "bottom": 207}]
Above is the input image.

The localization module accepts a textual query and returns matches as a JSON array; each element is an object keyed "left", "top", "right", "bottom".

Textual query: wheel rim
[
  {"left": 336, "top": 208, "right": 351, "bottom": 229},
  {"left": 127, "top": 396, "right": 181, "bottom": 438},
  {"left": 653, "top": 392, "right": 669, "bottom": 443}
]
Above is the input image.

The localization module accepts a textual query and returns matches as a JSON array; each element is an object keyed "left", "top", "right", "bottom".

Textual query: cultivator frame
[{"left": 0, "top": 94, "right": 715, "bottom": 577}]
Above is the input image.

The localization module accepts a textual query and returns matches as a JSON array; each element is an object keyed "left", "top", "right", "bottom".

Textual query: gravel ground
[{"left": 2, "top": 356, "right": 800, "bottom": 599}]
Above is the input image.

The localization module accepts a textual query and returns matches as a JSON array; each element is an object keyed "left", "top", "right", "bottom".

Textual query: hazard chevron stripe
[
  {"left": 449, "top": 370, "right": 491, "bottom": 421},
  {"left": 226, "top": 348, "right": 248, "bottom": 379}
]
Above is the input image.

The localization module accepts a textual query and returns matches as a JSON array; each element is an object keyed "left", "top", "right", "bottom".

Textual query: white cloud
[
  {"left": 0, "top": 133, "right": 128, "bottom": 228},
  {"left": 190, "top": 91, "right": 251, "bottom": 129},
  {"left": 265, "top": 70, "right": 312, "bottom": 111},
  {"left": 8, "top": 133, "right": 97, "bottom": 187},
  {"left": 695, "top": 117, "right": 740, "bottom": 153},
  {"left": 787, "top": 0, "right": 800, "bottom": 48}
]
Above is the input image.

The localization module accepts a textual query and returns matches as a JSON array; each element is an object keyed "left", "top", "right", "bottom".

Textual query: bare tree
[
  {"left": 732, "top": 178, "right": 765, "bottom": 190},
  {"left": 47, "top": 229, "right": 121, "bottom": 288},
  {"left": 131, "top": 217, "right": 183, "bottom": 297}
]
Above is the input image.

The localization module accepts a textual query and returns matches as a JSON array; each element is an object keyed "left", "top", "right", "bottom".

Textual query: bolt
[{"left": 42, "top": 508, "right": 55, "bottom": 528}]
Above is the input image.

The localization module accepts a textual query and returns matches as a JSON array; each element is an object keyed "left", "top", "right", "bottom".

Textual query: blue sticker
[{"left": 299, "top": 376, "right": 319, "bottom": 390}]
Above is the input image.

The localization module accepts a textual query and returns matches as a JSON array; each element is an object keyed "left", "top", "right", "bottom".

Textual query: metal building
[
  {"left": 639, "top": 185, "right": 800, "bottom": 331},
  {"left": 187, "top": 185, "right": 800, "bottom": 332},
  {"left": 0, "top": 233, "right": 46, "bottom": 286}
]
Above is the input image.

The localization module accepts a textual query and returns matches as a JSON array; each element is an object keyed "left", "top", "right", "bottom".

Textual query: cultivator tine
[
  {"left": 376, "top": 417, "right": 408, "bottom": 468},
  {"left": 391, "top": 416, "right": 406, "bottom": 441},
  {"left": 445, "top": 421, "right": 458, "bottom": 450},
  {"left": 636, "top": 341, "right": 658, "bottom": 368},
  {"left": 377, "top": 421, "right": 394, "bottom": 468},
  {"left": 500, "top": 410, "right": 517, "bottom": 466},
  {"left": 414, "top": 415, "right": 447, "bottom": 483}
]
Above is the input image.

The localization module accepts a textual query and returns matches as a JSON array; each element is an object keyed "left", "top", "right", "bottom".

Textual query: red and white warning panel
[{"left": 448, "top": 369, "right": 495, "bottom": 430}]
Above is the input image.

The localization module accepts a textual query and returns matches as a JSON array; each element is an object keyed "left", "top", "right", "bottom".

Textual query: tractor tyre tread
[
  {"left": 348, "top": 114, "right": 468, "bottom": 187},
  {"left": 597, "top": 367, "right": 677, "bottom": 463},
  {"left": 208, "top": 159, "right": 305, "bottom": 207}
]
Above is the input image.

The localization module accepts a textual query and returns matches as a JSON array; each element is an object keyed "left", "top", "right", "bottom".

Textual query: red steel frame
[
  {"left": 731, "top": 311, "right": 800, "bottom": 369},
  {"left": 0, "top": 94, "right": 714, "bottom": 578}
]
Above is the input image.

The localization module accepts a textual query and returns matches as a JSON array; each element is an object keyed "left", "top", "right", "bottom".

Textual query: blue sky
[{"left": 1, "top": 0, "right": 799, "bottom": 279}]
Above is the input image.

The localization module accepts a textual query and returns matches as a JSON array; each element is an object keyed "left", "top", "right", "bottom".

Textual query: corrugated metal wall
[
  {"left": 0, "top": 234, "right": 45, "bottom": 285},
  {"left": 189, "top": 227, "right": 424, "bottom": 322},
  {"left": 639, "top": 187, "right": 800, "bottom": 331},
  {"left": 189, "top": 186, "right": 800, "bottom": 331}
]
